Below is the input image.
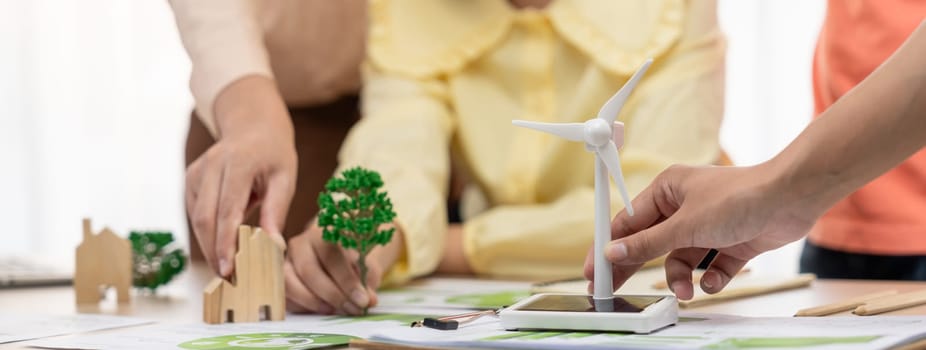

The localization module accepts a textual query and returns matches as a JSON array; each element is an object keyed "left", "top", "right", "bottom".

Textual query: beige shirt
[{"left": 169, "top": 0, "right": 367, "bottom": 135}]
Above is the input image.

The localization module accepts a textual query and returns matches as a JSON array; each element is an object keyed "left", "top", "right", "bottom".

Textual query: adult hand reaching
[
  {"left": 583, "top": 164, "right": 819, "bottom": 301},
  {"left": 585, "top": 21, "right": 926, "bottom": 300},
  {"left": 186, "top": 75, "right": 296, "bottom": 277}
]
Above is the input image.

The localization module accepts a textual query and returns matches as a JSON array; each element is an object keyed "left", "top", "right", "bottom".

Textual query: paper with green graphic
[
  {"left": 178, "top": 332, "right": 355, "bottom": 349},
  {"left": 369, "top": 313, "right": 926, "bottom": 349},
  {"left": 22, "top": 310, "right": 926, "bottom": 350},
  {"left": 377, "top": 277, "right": 532, "bottom": 309},
  {"left": 25, "top": 313, "right": 429, "bottom": 350}
]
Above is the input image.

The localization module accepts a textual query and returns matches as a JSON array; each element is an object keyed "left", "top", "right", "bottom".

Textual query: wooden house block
[
  {"left": 203, "top": 225, "right": 285, "bottom": 324},
  {"left": 75, "top": 218, "right": 132, "bottom": 305}
]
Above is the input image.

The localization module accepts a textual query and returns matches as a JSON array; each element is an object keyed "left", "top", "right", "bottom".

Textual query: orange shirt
[{"left": 810, "top": 1, "right": 926, "bottom": 254}]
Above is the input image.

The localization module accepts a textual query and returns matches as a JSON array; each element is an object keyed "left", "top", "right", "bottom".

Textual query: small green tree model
[
  {"left": 130, "top": 231, "right": 187, "bottom": 291},
  {"left": 317, "top": 167, "right": 396, "bottom": 293}
]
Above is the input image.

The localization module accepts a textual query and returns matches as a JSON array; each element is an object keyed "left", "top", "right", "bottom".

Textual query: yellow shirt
[{"left": 340, "top": 0, "right": 725, "bottom": 283}]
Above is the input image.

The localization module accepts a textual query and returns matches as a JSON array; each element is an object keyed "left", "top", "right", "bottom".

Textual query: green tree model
[
  {"left": 130, "top": 231, "right": 187, "bottom": 291},
  {"left": 317, "top": 167, "right": 396, "bottom": 292}
]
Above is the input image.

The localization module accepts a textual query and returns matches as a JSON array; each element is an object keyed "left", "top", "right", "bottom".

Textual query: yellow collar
[{"left": 368, "top": 0, "right": 684, "bottom": 78}]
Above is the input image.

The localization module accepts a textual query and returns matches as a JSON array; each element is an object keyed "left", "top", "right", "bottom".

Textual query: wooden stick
[
  {"left": 651, "top": 268, "right": 751, "bottom": 290},
  {"left": 794, "top": 290, "right": 898, "bottom": 316},
  {"left": 679, "top": 273, "right": 816, "bottom": 309},
  {"left": 854, "top": 289, "right": 926, "bottom": 316}
]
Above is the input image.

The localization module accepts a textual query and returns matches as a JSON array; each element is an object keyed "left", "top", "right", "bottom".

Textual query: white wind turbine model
[{"left": 513, "top": 59, "right": 652, "bottom": 310}]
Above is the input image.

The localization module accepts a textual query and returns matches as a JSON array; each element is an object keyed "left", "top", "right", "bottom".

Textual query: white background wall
[
  {"left": 0, "top": 0, "right": 192, "bottom": 265},
  {"left": 0, "top": 0, "right": 825, "bottom": 274},
  {"left": 718, "top": 0, "right": 825, "bottom": 275}
]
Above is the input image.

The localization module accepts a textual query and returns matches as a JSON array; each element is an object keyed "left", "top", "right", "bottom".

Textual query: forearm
[
  {"left": 170, "top": 0, "right": 274, "bottom": 135},
  {"left": 213, "top": 75, "right": 293, "bottom": 140},
  {"left": 460, "top": 189, "right": 602, "bottom": 279},
  {"left": 770, "top": 21, "right": 926, "bottom": 215},
  {"left": 346, "top": 66, "right": 454, "bottom": 283}
]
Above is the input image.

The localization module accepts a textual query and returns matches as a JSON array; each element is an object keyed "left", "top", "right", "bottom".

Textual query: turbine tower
[{"left": 512, "top": 59, "right": 652, "bottom": 309}]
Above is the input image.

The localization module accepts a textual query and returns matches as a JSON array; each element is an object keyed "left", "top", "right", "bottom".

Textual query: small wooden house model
[
  {"left": 75, "top": 218, "right": 132, "bottom": 304},
  {"left": 203, "top": 225, "right": 284, "bottom": 324}
]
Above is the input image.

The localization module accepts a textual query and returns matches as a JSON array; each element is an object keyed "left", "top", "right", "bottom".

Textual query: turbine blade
[
  {"left": 512, "top": 120, "right": 585, "bottom": 142},
  {"left": 597, "top": 141, "right": 635, "bottom": 216},
  {"left": 597, "top": 59, "right": 653, "bottom": 123}
]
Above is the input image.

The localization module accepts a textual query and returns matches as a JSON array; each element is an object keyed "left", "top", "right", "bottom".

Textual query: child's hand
[{"left": 284, "top": 222, "right": 404, "bottom": 315}]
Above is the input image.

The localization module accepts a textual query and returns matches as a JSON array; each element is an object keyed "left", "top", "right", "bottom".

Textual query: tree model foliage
[
  {"left": 129, "top": 231, "right": 187, "bottom": 291},
  {"left": 317, "top": 167, "right": 396, "bottom": 291}
]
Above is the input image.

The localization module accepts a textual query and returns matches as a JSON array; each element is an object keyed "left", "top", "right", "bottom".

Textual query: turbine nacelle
[
  {"left": 584, "top": 119, "right": 612, "bottom": 147},
  {"left": 512, "top": 58, "right": 652, "bottom": 217}
]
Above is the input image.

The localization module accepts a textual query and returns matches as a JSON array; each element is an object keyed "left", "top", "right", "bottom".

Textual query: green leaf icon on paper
[
  {"left": 446, "top": 291, "right": 531, "bottom": 309},
  {"left": 178, "top": 333, "right": 357, "bottom": 350}
]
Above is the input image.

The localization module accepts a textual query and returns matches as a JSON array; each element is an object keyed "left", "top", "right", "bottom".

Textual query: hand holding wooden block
[{"left": 203, "top": 225, "right": 285, "bottom": 324}]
